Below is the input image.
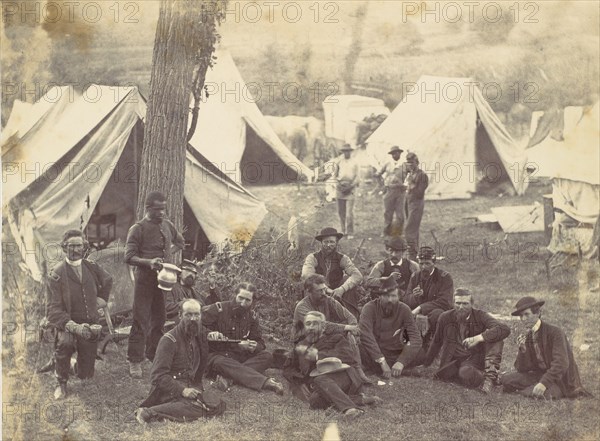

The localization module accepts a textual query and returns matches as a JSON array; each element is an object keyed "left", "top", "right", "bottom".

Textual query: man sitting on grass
[
  {"left": 359, "top": 277, "right": 423, "bottom": 379},
  {"left": 500, "top": 296, "right": 591, "bottom": 400},
  {"left": 284, "top": 311, "right": 382, "bottom": 420},
  {"left": 136, "top": 299, "right": 225, "bottom": 424},
  {"left": 201, "top": 283, "right": 284, "bottom": 395},
  {"left": 421, "top": 289, "right": 510, "bottom": 393}
]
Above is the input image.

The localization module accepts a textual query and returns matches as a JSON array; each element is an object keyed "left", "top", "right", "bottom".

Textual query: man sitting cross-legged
[
  {"left": 136, "top": 299, "right": 225, "bottom": 424},
  {"left": 359, "top": 277, "right": 423, "bottom": 379},
  {"left": 500, "top": 296, "right": 590, "bottom": 400},
  {"left": 421, "top": 289, "right": 510, "bottom": 393},
  {"left": 284, "top": 311, "right": 382, "bottom": 420},
  {"left": 202, "top": 282, "right": 284, "bottom": 395}
]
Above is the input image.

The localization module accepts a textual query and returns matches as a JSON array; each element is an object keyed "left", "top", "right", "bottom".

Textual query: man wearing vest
[
  {"left": 374, "top": 145, "right": 407, "bottom": 237},
  {"left": 47, "top": 229, "right": 113, "bottom": 400},
  {"left": 365, "top": 237, "right": 419, "bottom": 299},
  {"left": 404, "top": 152, "right": 429, "bottom": 260},
  {"left": 500, "top": 297, "right": 590, "bottom": 400},
  {"left": 201, "top": 283, "right": 284, "bottom": 395},
  {"left": 125, "top": 191, "right": 185, "bottom": 379},
  {"left": 421, "top": 289, "right": 510, "bottom": 394},
  {"left": 403, "top": 246, "right": 454, "bottom": 344},
  {"left": 301, "top": 227, "right": 364, "bottom": 317},
  {"left": 359, "top": 277, "right": 423, "bottom": 379}
]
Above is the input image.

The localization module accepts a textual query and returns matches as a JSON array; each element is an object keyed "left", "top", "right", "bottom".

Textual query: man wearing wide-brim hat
[
  {"left": 373, "top": 145, "right": 407, "bottom": 236},
  {"left": 365, "top": 236, "right": 419, "bottom": 299},
  {"left": 331, "top": 143, "right": 359, "bottom": 238},
  {"left": 500, "top": 296, "right": 591, "bottom": 399},
  {"left": 301, "top": 227, "right": 364, "bottom": 317}
]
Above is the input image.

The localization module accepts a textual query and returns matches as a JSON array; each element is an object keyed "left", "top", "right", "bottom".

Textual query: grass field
[{"left": 3, "top": 180, "right": 599, "bottom": 441}]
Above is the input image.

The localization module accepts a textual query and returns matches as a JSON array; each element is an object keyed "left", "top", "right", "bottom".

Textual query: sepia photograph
[{"left": 1, "top": 1, "right": 599, "bottom": 440}]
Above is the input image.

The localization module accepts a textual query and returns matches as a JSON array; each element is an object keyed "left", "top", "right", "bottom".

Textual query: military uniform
[
  {"left": 47, "top": 259, "right": 112, "bottom": 384},
  {"left": 164, "top": 283, "right": 204, "bottom": 321},
  {"left": 202, "top": 301, "right": 273, "bottom": 391}
]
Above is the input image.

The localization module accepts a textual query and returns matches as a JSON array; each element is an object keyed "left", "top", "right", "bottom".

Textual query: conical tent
[
  {"left": 187, "top": 51, "right": 313, "bottom": 185},
  {"left": 2, "top": 85, "right": 268, "bottom": 281},
  {"left": 366, "top": 76, "right": 528, "bottom": 200}
]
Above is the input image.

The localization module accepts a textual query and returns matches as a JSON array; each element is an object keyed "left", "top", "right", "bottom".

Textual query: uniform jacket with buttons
[
  {"left": 47, "top": 259, "right": 113, "bottom": 330},
  {"left": 201, "top": 300, "right": 266, "bottom": 355}
]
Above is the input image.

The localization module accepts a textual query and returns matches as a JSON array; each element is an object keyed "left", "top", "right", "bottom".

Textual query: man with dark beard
[
  {"left": 164, "top": 260, "right": 203, "bottom": 320},
  {"left": 284, "top": 311, "right": 382, "bottom": 420},
  {"left": 421, "top": 289, "right": 510, "bottom": 394},
  {"left": 365, "top": 237, "right": 419, "bottom": 298},
  {"left": 302, "top": 227, "right": 363, "bottom": 317},
  {"left": 403, "top": 246, "right": 454, "bottom": 343},
  {"left": 359, "top": 277, "right": 423, "bottom": 379},
  {"left": 136, "top": 299, "right": 225, "bottom": 423},
  {"left": 201, "top": 283, "right": 284, "bottom": 395}
]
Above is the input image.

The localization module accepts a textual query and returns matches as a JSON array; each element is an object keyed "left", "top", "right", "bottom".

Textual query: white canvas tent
[
  {"left": 322, "top": 95, "right": 390, "bottom": 146},
  {"left": 1, "top": 85, "right": 268, "bottom": 281},
  {"left": 366, "top": 76, "right": 528, "bottom": 200},
  {"left": 187, "top": 51, "right": 312, "bottom": 185},
  {"left": 526, "top": 103, "right": 599, "bottom": 256}
]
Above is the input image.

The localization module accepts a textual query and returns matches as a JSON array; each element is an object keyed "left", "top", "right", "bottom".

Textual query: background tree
[{"left": 136, "top": 0, "right": 226, "bottom": 233}]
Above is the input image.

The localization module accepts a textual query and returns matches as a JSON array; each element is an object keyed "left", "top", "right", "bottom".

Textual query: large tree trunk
[{"left": 136, "top": 0, "right": 225, "bottom": 234}]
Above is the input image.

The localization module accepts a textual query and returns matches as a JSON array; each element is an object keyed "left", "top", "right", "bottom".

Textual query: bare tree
[{"left": 137, "top": 0, "right": 226, "bottom": 231}]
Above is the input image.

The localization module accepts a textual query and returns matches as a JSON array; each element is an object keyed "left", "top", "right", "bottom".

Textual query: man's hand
[
  {"left": 392, "top": 362, "right": 404, "bottom": 377},
  {"left": 332, "top": 287, "right": 345, "bottom": 300},
  {"left": 305, "top": 347, "right": 318, "bottom": 361},
  {"left": 182, "top": 388, "right": 201, "bottom": 399},
  {"left": 380, "top": 360, "right": 392, "bottom": 379},
  {"left": 295, "top": 344, "right": 309, "bottom": 355},
  {"left": 412, "top": 286, "right": 424, "bottom": 297},
  {"left": 149, "top": 257, "right": 163, "bottom": 271},
  {"left": 238, "top": 340, "right": 258, "bottom": 352},
  {"left": 532, "top": 382, "right": 547, "bottom": 399},
  {"left": 462, "top": 334, "right": 484, "bottom": 349},
  {"left": 411, "top": 307, "right": 421, "bottom": 316},
  {"left": 344, "top": 325, "right": 360, "bottom": 336},
  {"left": 65, "top": 321, "right": 93, "bottom": 340},
  {"left": 207, "top": 331, "right": 226, "bottom": 341}
]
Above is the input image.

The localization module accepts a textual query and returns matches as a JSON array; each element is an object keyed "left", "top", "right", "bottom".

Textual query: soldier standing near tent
[
  {"left": 374, "top": 146, "right": 406, "bottom": 237},
  {"left": 125, "top": 191, "right": 185, "bottom": 379},
  {"left": 332, "top": 144, "right": 360, "bottom": 238},
  {"left": 47, "top": 229, "right": 113, "bottom": 399},
  {"left": 404, "top": 153, "right": 429, "bottom": 260}
]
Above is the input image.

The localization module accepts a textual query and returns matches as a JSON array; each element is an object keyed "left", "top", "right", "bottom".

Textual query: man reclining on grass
[
  {"left": 500, "top": 296, "right": 591, "bottom": 400},
  {"left": 284, "top": 311, "right": 383, "bottom": 420},
  {"left": 136, "top": 299, "right": 225, "bottom": 424},
  {"left": 421, "top": 289, "right": 510, "bottom": 394}
]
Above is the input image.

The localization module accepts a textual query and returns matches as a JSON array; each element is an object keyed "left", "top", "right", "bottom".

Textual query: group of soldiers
[{"left": 43, "top": 188, "right": 591, "bottom": 425}]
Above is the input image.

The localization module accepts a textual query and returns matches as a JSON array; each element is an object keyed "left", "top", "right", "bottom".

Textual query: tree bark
[{"left": 136, "top": 0, "right": 225, "bottom": 234}]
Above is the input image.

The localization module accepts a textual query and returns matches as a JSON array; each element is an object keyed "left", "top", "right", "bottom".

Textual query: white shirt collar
[{"left": 66, "top": 257, "right": 82, "bottom": 267}]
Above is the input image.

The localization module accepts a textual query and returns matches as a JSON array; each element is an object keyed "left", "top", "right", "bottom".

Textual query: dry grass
[{"left": 3, "top": 181, "right": 599, "bottom": 441}]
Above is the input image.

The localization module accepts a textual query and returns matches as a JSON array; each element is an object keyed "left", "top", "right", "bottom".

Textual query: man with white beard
[{"left": 136, "top": 299, "right": 225, "bottom": 423}]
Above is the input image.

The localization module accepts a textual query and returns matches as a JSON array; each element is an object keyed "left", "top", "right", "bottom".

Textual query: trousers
[
  {"left": 383, "top": 188, "right": 405, "bottom": 236},
  {"left": 404, "top": 198, "right": 425, "bottom": 259},
  {"left": 500, "top": 371, "right": 564, "bottom": 399},
  {"left": 208, "top": 350, "right": 273, "bottom": 390},
  {"left": 337, "top": 198, "right": 355, "bottom": 235},
  {"left": 55, "top": 330, "right": 97, "bottom": 384},
  {"left": 359, "top": 345, "right": 425, "bottom": 376},
  {"left": 310, "top": 370, "right": 362, "bottom": 412},
  {"left": 435, "top": 341, "right": 504, "bottom": 388},
  {"left": 127, "top": 269, "right": 165, "bottom": 363}
]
